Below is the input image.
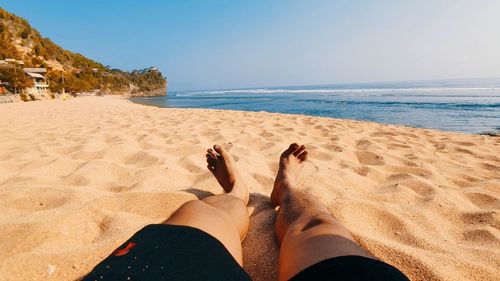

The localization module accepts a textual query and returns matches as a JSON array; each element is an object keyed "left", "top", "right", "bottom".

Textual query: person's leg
[
  {"left": 272, "top": 143, "right": 372, "bottom": 281},
  {"left": 82, "top": 145, "right": 251, "bottom": 281},
  {"left": 165, "top": 145, "right": 249, "bottom": 265}
]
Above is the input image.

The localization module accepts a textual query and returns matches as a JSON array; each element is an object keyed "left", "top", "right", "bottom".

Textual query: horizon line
[{"left": 171, "top": 76, "right": 500, "bottom": 93}]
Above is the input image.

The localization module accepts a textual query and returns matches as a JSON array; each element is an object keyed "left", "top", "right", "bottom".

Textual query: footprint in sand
[
  {"left": 462, "top": 229, "right": 498, "bottom": 244},
  {"left": 398, "top": 179, "right": 435, "bottom": 198},
  {"left": 404, "top": 153, "right": 419, "bottom": 160},
  {"left": 460, "top": 211, "right": 498, "bottom": 226},
  {"left": 339, "top": 160, "right": 350, "bottom": 169},
  {"left": 386, "top": 173, "right": 412, "bottom": 182},
  {"left": 465, "top": 192, "right": 499, "bottom": 208},
  {"left": 356, "top": 139, "right": 372, "bottom": 150},
  {"left": 320, "top": 143, "right": 344, "bottom": 152},
  {"left": 355, "top": 151, "right": 384, "bottom": 165},
  {"left": 390, "top": 166, "right": 433, "bottom": 178},
  {"left": 353, "top": 166, "right": 370, "bottom": 176},
  {"left": 124, "top": 151, "right": 159, "bottom": 168},
  {"left": 330, "top": 135, "right": 339, "bottom": 141}
]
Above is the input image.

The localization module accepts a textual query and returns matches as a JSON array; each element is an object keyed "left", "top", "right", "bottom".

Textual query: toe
[
  {"left": 207, "top": 148, "right": 217, "bottom": 159},
  {"left": 213, "top": 145, "right": 227, "bottom": 157},
  {"left": 283, "top": 143, "right": 300, "bottom": 156},
  {"left": 207, "top": 155, "right": 217, "bottom": 165},
  {"left": 289, "top": 143, "right": 300, "bottom": 151},
  {"left": 293, "top": 145, "right": 305, "bottom": 156},
  {"left": 298, "top": 151, "right": 308, "bottom": 162}
]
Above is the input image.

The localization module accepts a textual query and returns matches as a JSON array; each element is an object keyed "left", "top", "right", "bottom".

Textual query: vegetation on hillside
[
  {"left": 0, "top": 64, "right": 32, "bottom": 94},
  {"left": 0, "top": 7, "right": 166, "bottom": 95},
  {"left": 126, "top": 68, "right": 166, "bottom": 92}
]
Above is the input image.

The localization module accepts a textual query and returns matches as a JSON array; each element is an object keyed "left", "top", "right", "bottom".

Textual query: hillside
[{"left": 0, "top": 7, "right": 166, "bottom": 96}]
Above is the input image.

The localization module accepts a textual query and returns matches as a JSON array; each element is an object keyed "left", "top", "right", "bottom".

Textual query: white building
[
  {"left": 4, "top": 59, "right": 24, "bottom": 65},
  {"left": 23, "top": 68, "right": 49, "bottom": 95}
]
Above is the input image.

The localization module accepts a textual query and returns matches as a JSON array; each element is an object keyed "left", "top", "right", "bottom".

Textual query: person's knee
[
  {"left": 180, "top": 199, "right": 205, "bottom": 210},
  {"left": 177, "top": 200, "right": 213, "bottom": 215},
  {"left": 203, "top": 195, "right": 248, "bottom": 219},
  {"left": 165, "top": 200, "right": 220, "bottom": 224},
  {"left": 203, "top": 194, "right": 249, "bottom": 237},
  {"left": 203, "top": 194, "right": 246, "bottom": 208},
  {"left": 164, "top": 199, "right": 245, "bottom": 264}
]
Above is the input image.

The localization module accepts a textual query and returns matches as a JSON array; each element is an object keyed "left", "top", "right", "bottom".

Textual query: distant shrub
[
  {"left": 29, "top": 56, "right": 44, "bottom": 67},
  {"left": 19, "top": 92, "right": 29, "bottom": 101},
  {"left": 20, "top": 27, "right": 31, "bottom": 39}
]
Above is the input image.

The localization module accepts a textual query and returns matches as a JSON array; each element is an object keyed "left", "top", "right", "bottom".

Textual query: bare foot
[
  {"left": 271, "top": 143, "right": 308, "bottom": 207},
  {"left": 206, "top": 145, "right": 249, "bottom": 205}
]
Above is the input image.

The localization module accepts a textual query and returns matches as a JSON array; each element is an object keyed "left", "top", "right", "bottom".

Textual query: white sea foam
[{"left": 176, "top": 86, "right": 500, "bottom": 96}]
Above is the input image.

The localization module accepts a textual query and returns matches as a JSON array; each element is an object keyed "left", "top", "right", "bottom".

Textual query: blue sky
[{"left": 1, "top": 0, "right": 499, "bottom": 91}]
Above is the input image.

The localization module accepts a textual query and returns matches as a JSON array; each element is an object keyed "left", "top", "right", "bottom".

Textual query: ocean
[{"left": 131, "top": 78, "right": 500, "bottom": 134}]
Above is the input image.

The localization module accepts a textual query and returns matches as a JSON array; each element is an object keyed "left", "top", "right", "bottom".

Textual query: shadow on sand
[{"left": 242, "top": 192, "right": 279, "bottom": 281}]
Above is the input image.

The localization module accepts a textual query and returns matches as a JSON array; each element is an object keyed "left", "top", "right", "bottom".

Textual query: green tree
[{"left": 0, "top": 65, "right": 33, "bottom": 94}]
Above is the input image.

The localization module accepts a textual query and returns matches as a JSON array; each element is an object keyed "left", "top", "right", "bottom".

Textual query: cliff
[{"left": 0, "top": 7, "right": 166, "bottom": 97}]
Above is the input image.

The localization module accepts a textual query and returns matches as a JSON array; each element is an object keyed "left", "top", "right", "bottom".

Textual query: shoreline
[
  {"left": 128, "top": 97, "right": 499, "bottom": 137},
  {"left": 0, "top": 96, "right": 498, "bottom": 281},
  {"left": 128, "top": 86, "right": 500, "bottom": 135}
]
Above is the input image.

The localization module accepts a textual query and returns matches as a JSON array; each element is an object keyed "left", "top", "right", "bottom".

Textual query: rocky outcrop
[
  {"left": 129, "top": 85, "right": 167, "bottom": 97},
  {"left": 99, "top": 81, "right": 167, "bottom": 97}
]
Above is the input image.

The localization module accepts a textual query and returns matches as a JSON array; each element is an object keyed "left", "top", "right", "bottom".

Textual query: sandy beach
[{"left": 0, "top": 96, "right": 498, "bottom": 281}]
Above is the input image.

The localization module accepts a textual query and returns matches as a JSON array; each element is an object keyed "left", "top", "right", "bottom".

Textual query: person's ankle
[
  {"left": 230, "top": 182, "right": 249, "bottom": 204},
  {"left": 279, "top": 179, "right": 296, "bottom": 201}
]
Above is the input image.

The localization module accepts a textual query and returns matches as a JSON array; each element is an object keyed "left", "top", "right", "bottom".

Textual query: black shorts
[{"left": 83, "top": 224, "right": 409, "bottom": 281}]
